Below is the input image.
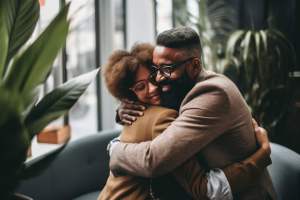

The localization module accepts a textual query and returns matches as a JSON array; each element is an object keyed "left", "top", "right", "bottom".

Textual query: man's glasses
[{"left": 149, "top": 57, "right": 195, "bottom": 83}]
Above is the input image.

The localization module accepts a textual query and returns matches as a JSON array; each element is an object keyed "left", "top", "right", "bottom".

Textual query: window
[
  {"left": 66, "top": 0, "right": 98, "bottom": 140},
  {"left": 155, "top": 0, "right": 173, "bottom": 34},
  {"left": 29, "top": 0, "right": 127, "bottom": 159}
]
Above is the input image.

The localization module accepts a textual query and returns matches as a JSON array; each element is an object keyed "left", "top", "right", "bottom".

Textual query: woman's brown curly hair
[{"left": 104, "top": 43, "right": 154, "bottom": 101}]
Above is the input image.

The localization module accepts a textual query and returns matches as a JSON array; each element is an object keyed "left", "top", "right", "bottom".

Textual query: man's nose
[{"left": 155, "top": 70, "right": 166, "bottom": 83}]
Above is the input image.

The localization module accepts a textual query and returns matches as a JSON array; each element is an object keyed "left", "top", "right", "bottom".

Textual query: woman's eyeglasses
[{"left": 130, "top": 77, "right": 158, "bottom": 95}]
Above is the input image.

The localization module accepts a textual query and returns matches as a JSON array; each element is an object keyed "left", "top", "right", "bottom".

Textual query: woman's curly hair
[{"left": 104, "top": 43, "right": 154, "bottom": 101}]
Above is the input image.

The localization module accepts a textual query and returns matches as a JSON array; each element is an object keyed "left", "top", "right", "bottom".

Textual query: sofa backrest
[
  {"left": 17, "top": 130, "right": 120, "bottom": 200},
  {"left": 268, "top": 143, "right": 300, "bottom": 200},
  {"left": 17, "top": 130, "right": 300, "bottom": 200}
]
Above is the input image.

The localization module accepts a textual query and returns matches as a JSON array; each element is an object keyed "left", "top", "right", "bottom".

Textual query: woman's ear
[{"left": 187, "top": 58, "right": 201, "bottom": 80}]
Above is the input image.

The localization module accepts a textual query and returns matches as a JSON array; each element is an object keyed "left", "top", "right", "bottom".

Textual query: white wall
[{"left": 126, "top": 0, "right": 156, "bottom": 48}]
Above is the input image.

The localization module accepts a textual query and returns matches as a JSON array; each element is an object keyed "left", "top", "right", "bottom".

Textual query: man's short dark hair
[{"left": 156, "top": 26, "right": 201, "bottom": 49}]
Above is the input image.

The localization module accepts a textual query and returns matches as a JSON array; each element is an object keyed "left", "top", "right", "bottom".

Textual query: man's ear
[{"left": 187, "top": 58, "right": 201, "bottom": 80}]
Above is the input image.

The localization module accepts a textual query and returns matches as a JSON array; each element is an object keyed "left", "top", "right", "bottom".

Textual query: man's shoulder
[
  {"left": 197, "top": 70, "right": 237, "bottom": 91},
  {"left": 189, "top": 70, "right": 240, "bottom": 99},
  {"left": 180, "top": 70, "right": 241, "bottom": 110}
]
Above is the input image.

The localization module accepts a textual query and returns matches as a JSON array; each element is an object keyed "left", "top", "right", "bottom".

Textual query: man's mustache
[{"left": 157, "top": 78, "right": 174, "bottom": 87}]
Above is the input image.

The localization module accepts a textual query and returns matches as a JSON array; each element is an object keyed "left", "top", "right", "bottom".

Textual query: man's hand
[
  {"left": 117, "top": 99, "right": 146, "bottom": 125},
  {"left": 252, "top": 119, "right": 271, "bottom": 155}
]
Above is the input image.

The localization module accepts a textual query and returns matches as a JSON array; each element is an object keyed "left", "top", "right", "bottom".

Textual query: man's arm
[
  {"left": 150, "top": 108, "right": 271, "bottom": 200},
  {"left": 110, "top": 89, "right": 230, "bottom": 177},
  {"left": 173, "top": 140, "right": 271, "bottom": 200},
  {"left": 116, "top": 99, "right": 145, "bottom": 125},
  {"left": 151, "top": 108, "right": 231, "bottom": 200}
]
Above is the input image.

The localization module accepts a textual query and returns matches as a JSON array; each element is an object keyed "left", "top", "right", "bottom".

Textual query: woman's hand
[{"left": 116, "top": 99, "right": 146, "bottom": 125}]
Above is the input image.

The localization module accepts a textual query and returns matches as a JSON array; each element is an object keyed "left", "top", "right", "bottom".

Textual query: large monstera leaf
[
  {"left": 0, "top": 0, "right": 39, "bottom": 77},
  {"left": 25, "top": 69, "right": 99, "bottom": 139},
  {"left": 3, "top": 3, "right": 70, "bottom": 98}
]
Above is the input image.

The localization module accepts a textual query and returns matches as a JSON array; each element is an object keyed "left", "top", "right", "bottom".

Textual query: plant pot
[
  {"left": 37, "top": 125, "right": 71, "bottom": 144},
  {"left": 12, "top": 193, "right": 33, "bottom": 200}
]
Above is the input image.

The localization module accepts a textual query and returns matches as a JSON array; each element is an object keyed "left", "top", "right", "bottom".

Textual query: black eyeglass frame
[
  {"left": 149, "top": 57, "right": 196, "bottom": 83},
  {"left": 129, "top": 75, "right": 159, "bottom": 95}
]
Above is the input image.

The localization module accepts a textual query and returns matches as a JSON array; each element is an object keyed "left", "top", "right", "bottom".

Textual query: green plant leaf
[
  {"left": 0, "top": 0, "right": 39, "bottom": 77},
  {"left": 243, "top": 31, "right": 254, "bottom": 61},
  {"left": 3, "top": 3, "right": 70, "bottom": 96},
  {"left": 25, "top": 69, "right": 99, "bottom": 138},
  {"left": 206, "top": 0, "right": 238, "bottom": 42},
  {"left": 254, "top": 32, "right": 261, "bottom": 59},
  {"left": 226, "top": 30, "right": 245, "bottom": 58},
  {"left": 259, "top": 30, "right": 268, "bottom": 52},
  {"left": 22, "top": 86, "right": 42, "bottom": 118},
  {"left": 0, "top": 87, "right": 30, "bottom": 167}
]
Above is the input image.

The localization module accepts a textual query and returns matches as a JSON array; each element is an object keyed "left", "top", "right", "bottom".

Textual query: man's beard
[{"left": 160, "top": 71, "right": 195, "bottom": 111}]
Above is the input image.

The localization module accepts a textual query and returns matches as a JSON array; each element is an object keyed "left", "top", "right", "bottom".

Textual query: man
[{"left": 109, "top": 27, "right": 277, "bottom": 199}]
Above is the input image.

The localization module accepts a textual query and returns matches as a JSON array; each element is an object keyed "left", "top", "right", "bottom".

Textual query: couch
[{"left": 16, "top": 129, "right": 300, "bottom": 200}]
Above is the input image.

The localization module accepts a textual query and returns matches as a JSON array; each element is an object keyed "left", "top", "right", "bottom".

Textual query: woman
[{"left": 98, "top": 43, "right": 271, "bottom": 200}]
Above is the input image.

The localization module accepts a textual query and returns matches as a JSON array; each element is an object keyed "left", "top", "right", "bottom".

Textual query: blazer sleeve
[
  {"left": 171, "top": 145, "right": 272, "bottom": 199},
  {"left": 110, "top": 88, "right": 231, "bottom": 177},
  {"left": 151, "top": 108, "right": 272, "bottom": 199},
  {"left": 151, "top": 109, "right": 209, "bottom": 199},
  {"left": 222, "top": 146, "right": 272, "bottom": 194}
]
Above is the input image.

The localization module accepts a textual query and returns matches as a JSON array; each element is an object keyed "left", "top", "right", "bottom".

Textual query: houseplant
[
  {"left": 0, "top": 0, "right": 98, "bottom": 199},
  {"left": 223, "top": 29, "right": 296, "bottom": 136}
]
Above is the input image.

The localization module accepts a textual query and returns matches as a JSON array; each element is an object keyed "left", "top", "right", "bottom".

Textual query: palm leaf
[
  {"left": 206, "top": 0, "right": 238, "bottom": 43},
  {"left": 3, "top": 3, "right": 70, "bottom": 96},
  {"left": 0, "top": 0, "right": 39, "bottom": 77},
  {"left": 226, "top": 30, "right": 245, "bottom": 58},
  {"left": 259, "top": 30, "right": 268, "bottom": 52},
  {"left": 254, "top": 32, "right": 261, "bottom": 59},
  {"left": 243, "top": 31, "right": 253, "bottom": 61},
  {"left": 25, "top": 69, "right": 99, "bottom": 138}
]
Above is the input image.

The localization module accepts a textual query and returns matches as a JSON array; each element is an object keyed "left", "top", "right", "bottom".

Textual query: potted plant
[
  {"left": 223, "top": 29, "right": 296, "bottom": 136},
  {"left": 0, "top": 0, "right": 98, "bottom": 199}
]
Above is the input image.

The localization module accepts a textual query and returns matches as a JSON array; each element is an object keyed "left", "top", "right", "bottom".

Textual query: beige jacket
[{"left": 109, "top": 70, "right": 277, "bottom": 199}]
